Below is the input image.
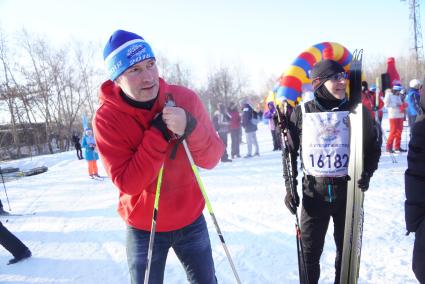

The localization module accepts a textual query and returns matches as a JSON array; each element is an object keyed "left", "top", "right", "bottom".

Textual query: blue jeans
[{"left": 126, "top": 214, "right": 217, "bottom": 284}]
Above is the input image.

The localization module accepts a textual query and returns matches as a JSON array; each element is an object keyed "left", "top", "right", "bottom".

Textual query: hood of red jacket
[{"left": 98, "top": 78, "right": 169, "bottom": 115}]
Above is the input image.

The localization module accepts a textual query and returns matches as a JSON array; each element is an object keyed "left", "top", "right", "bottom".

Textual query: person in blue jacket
[
  {"left": 406, "top": 79, "right": 423, "bottom": 130},
  {"left": 81, "top": 127, "right": 100, "bottom": 178}
]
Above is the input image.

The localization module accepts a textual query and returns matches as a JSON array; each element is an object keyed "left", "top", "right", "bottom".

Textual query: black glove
[
  {"left": 151, "top": 113, "right": 171, "bottom": 142},
  {"left": 183, "top": 110, "right": 197, "bottom": 137},
  {"left": 284, "top": 180, "right": 299, "bottom": 215},
  {"left": 357, "top": 171, "right": 371, "bottom": 192},
  {"left": 168, "top": 110, "right": 198, "bottom": 160}
]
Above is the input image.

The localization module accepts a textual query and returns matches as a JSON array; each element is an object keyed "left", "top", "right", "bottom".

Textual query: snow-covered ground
[{"left": 0, "top": 118, "right": 417, "bottom": 283}]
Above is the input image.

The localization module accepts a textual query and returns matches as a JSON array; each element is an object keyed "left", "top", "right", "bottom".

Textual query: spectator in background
[
  {"left": 228, "top": 101, "right": 241, "bottom": 159},
  {"left": 263, "top": 101, "right": 280, "bottom": 151},
  {"left": 406, "top": 79, "right": 423, "bottom": 130},
  {"left": 214, "top": 103, "right": 232, "bottom": 162},
  {"left": 361, "top": 84, "right": 384, "bottom": 123},
  {"left": 71, "top": 131, "right": 83, "bottom": 160},
  {"left": 81, "top": 128, "right": 100, "bottom": 178},
  {"left": 384, "top": 86, "right": 407, "bottom": 153},
  {"left": 241, "top": 100, "right": 260, "bottom": 158}
]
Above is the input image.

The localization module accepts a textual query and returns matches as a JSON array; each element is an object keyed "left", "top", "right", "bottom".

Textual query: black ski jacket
[
  {"left": 405, "top": 105, "right": 425, "bottom": 233},
  {"left": 283, "top": 98, "right": 382, "bottom": 202}
]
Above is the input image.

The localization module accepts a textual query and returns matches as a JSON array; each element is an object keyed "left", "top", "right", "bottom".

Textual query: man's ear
[{"left": 312, "top": 78, "right": 321, "bottom": 90}]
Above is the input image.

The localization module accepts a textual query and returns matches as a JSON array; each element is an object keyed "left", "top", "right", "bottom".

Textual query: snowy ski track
[{"left": 0, "top": 118, "right": 417, "bottom": 283}]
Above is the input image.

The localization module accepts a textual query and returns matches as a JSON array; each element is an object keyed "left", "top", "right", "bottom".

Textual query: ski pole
[
  {"left": 276, "top": 104, "right": 309, "bottom": 284},
  {"left": 143, "top": 165, "right": 164, "bottom": 284},
  {"left": 182, "top": 141, "right": 241, "bottom": 284},
  {"left": 165, "top": 93, "right": 240, "bottom": 283},
  {"left": 0, "top": 168, "right": 11, "bottom": 211}
]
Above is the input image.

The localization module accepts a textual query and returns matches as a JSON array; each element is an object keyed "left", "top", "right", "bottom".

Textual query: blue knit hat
[
  {"left": 392, "top": 84, "right": 403, "bottom": 91},
  {"left": 103, "top": 30, "right": 155, "bottom": 81}
]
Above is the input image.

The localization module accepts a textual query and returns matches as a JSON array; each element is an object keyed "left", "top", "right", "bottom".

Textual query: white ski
[{"left": 340, "top": 49, "right": 364, "bottom": 284}]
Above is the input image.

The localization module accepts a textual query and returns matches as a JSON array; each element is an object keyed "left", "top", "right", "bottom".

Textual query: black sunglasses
[{"left": 326, "top": 72, "right": 348, "bottom": 82}]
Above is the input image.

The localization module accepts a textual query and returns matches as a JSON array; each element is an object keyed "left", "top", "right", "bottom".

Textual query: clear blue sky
[{"left": 0, "top": 0, "right": 420, "bottom": 91}]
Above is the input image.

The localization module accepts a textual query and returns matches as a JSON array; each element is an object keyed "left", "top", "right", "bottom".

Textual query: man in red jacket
[{"left": 94, "top": 30, "right": 224, "bottom": 284}]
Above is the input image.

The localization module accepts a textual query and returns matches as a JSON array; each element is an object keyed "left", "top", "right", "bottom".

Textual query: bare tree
[
  {"left": 0, "top": 28, "right": 23, "bottom": 157},
  {"left": 156, "top": 53, "right": 193, "bottom": 88},
  {"left": 17, "top": 29, "right": 57, "bottom": 153},
  {"left": 204, "top": 65, "right": 245, "bottom": 113}
]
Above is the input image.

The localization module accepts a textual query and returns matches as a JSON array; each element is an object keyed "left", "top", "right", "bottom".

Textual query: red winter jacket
[
  {"left": 229, "top": 110, "right": 241, "bottom": 130},
  {"left": 361, "top": 91, "right": 384, "bottom": 120},
  {"left": 94, "top": 78, "right": 224, "bottom": 232}
]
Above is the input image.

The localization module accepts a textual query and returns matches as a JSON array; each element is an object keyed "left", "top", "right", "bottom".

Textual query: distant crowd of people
[
  {"left": 360, "top": 78, "right": 422, "bottom": 153},
  {"left": 212, "top": 99, "right": 261, "bottom": 162}
]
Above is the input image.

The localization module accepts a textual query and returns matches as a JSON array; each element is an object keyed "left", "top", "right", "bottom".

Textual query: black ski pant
[
  {"left": 413, "top": 219, "right": 425, "bottom": 283},
  {"left": 0, "top": 221, "right": 29, "bottom": 259},
  {"left": 300, "top": 196, "right": 346, "bottom": 284},
  {"left": 75, "top": 143, "right": 83, "bottom": 160}
]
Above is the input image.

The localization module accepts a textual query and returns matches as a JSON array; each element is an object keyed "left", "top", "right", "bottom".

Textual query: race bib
[{"left": 301, "top": 108, "right": 350, "bottom": 177}]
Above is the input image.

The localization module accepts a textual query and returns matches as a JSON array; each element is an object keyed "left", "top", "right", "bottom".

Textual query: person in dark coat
[
  {"left": 241, "top": 100, "right": 260, "bottom": 157},
  {"left": 0, "top": 221, "right": 31, "bottom": 265},
  {"left": 71, "top": 131, "right": 83, "bottom": 160},
  {"left": 283, "top": 60, "right": 382, "bottom": 283},
  {"left": 405, "top": 91, "right": 425, "bottom": 283}
]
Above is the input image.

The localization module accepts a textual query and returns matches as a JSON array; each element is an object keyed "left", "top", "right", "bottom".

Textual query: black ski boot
[
  {"left": 0, "top": 207, "right": 10, "bottom": 216},
  {"left": 8, "top": 248, "right": 32, "bottom": 265}
]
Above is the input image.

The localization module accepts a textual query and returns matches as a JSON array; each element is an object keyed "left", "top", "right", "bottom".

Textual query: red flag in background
[{"left": 386, "top": 57, "right": 401, "bottom": 87}]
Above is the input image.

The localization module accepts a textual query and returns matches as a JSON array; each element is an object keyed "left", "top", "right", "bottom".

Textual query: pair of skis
[
  {"left": 1, "top": 211, "right": 37, "bottom": 223},
  {"left": 0, "top": 212, "right": 36, "bottom": 217},
  {"left": 339, "top": 49, "right": 364, "bottom": 284}
]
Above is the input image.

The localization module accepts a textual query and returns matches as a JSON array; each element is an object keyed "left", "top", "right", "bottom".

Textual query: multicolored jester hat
[{"left": 270, "top": 42, "right": 353, "bottom": 107}]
